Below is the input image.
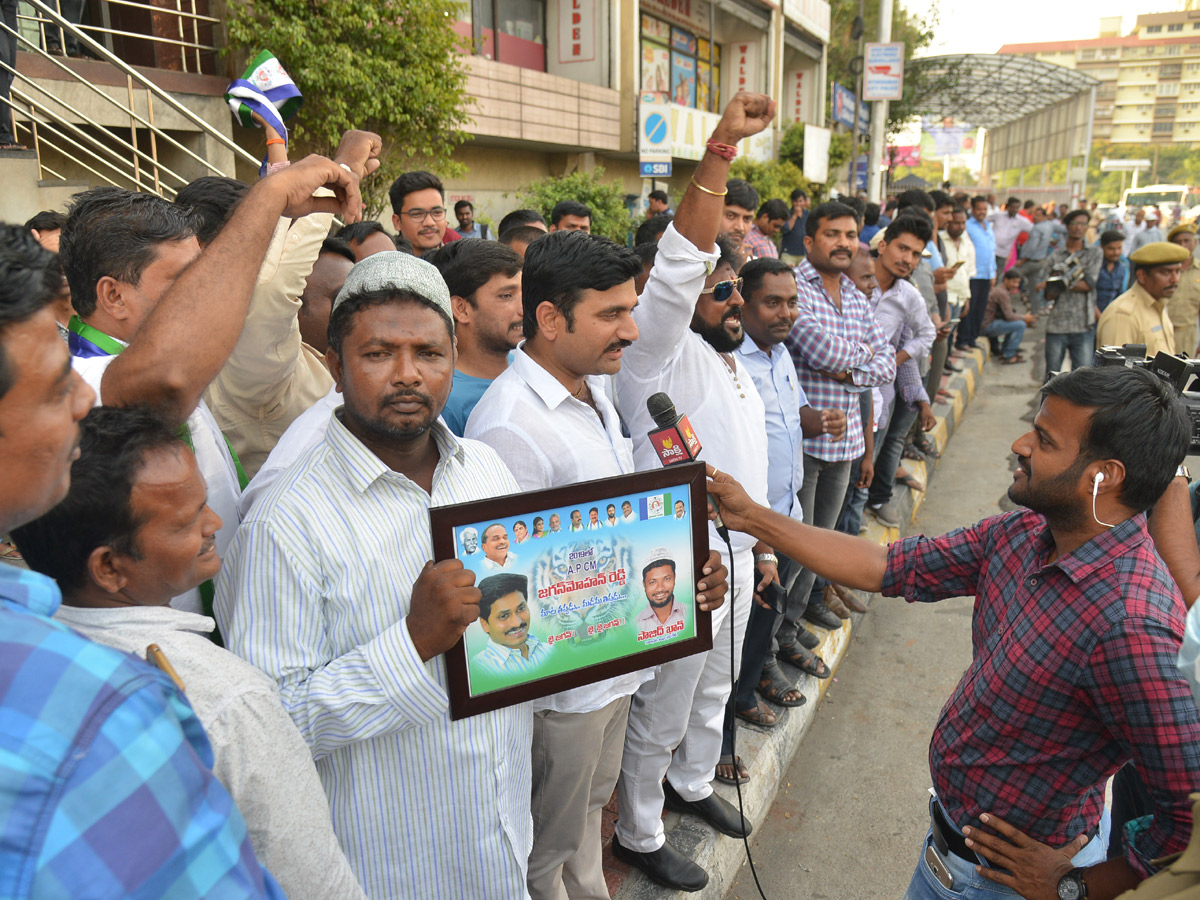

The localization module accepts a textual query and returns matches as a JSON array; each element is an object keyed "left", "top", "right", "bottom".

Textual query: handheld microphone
[{"left": 645, "top": 392, "right": 729, "bottom": 540}]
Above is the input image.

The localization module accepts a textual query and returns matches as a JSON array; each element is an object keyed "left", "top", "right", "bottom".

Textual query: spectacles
[
  {"left": 700, "top": 278, "right": 743, "bottom": 302},
  {"left": 401, "top": 206, "right": 447, "bottom": 222}
]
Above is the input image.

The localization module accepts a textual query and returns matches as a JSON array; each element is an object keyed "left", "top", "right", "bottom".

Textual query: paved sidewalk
[{"left": 605, "top": 343, "right": 993, "bottom": 900}]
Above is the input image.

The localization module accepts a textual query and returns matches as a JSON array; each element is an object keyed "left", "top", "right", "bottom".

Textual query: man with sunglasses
[
  {"left": 388, "top": 170, "right": 461, "bottom": 253},
  {"left": 609, "top": 91, "right": 778, "bottom": 892}
]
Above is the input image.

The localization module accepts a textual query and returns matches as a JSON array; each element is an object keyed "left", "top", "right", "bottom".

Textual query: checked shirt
[
  {"left": 785, "top": 258, "right": 896, "bottom": 462},
  {"left": 882, "top": 509, "right": 1200, "bottom": 878}
]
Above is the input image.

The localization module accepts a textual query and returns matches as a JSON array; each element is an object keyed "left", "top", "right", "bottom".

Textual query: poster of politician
[{"left": 431, "top": 462, "right": 711, "bottom": 719}]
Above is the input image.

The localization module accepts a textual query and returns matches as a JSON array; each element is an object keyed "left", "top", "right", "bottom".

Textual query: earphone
[{"left": 1092, "top": 471, "right": 1115, "bottom": 528}]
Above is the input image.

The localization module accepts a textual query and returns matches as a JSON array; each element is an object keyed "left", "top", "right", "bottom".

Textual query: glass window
[
  {"left": 1148, "top": 24, "right": 1163, "bottom": 33},
  {"left": 1154, "top": 121, "right": 1174, "bottom": 131},
  {"left": 472, "top": 0, "right": 546, "bottom": 71},
  {"left": 1169, "top": 23, "right": 1183, "bottom": 32}
]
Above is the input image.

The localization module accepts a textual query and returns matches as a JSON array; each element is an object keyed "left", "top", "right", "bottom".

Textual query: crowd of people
[{"left": 4, "top": 89, "right": 1200, "bottom": 900}]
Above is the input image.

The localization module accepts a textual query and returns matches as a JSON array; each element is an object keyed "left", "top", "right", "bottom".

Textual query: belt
[{"left": 930, "top": 803, "right": 1100, "bottom": 867}]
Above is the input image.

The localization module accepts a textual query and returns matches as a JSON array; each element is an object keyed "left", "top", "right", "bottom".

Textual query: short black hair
[
  {"left": 478, "top": 573, "right": 528, "bottom": 621},
  {"left": 790, "top": 188, "right": 808, "bottom": 202},
  {"left": 551, "top": 200, "right": 592, "bottom": 225},
  {"left": 25, "top": 210, "right": 67, "bottom": 233},
  {"left": 327, "top": 288, "right": 453, "bottom": 356},
  {"left": 971, "top": 195, "right": 988, "bottom": 208},
  {"left": 714, "top": 234, "right": 739, "bottom": 273},
  {"left": 1006, "top": 196, "right": 1021, "bottom": 206},
  {"left": 740, "top": 256, "right": 794, "bottom": 303},
  {"left": 1023, "top": 200, "right": 1035, "bottom": 210},
  {"left": 758, "top": 199, "right": 789, "bottom": 221},
  {"left": 882, "top": 213, "right": 933, "bottom": 245},
  {"left": 845, "top": 196, "right": 866, "bottom": 225},
  {"left": 430, "top": 240, "right": 522, "bottom": 306},
  {"left": 336, "top": 220, "right": 392, "bottom": 247},
  {"left": 388, "top": 171, "right": 444, "bottom": 216},
  {"left": 864, "top": 203, "right": 881, "bottom": 226},
  {"left": 633, "top": 241, "right": 659, "bottom": 270},
  {"left": 174, "top": 176, "right": 249, "bottom": 245},
  {"left": 641, "top": 556, "right": 676, "bottom": 580},
  {"left": 951, "top": 205, "right": 968, "bottom": 218},
  {"left": 1002, "top": 268, "right": 1021, "bottom": 281},
  {"left": 648, "top": 190, "right": 668, "bottom": 203},
  {"left": 1099, "top": 229, "right": 1126, "bottom": 248},
  {"left": 1062, "top": 209, "right": 1089, "bottom": 227},
  {"left": 929, "top": 190, "right": 953, "bottom": 211},
  {"left": 1041, "top": 365, "right": 1190, "bottom": 513},
  {"left": 11, "top": 405, "right": 185, "bottom": 594},
  {"left": 454, "top": 200, "right": 473, "bottom": 214},
  {"left": 522, "top": 230, "right": 640, "bottom": 338},
  {"left": 896, "top": 190, "right": 935, "bottom": 213},
  {"left": 498, "top": 209, "right": 546, "bottom": 236},
  {"left": 636, "top": 212, "right": 672, "bottom": 246},
  {"left": 806, "top": 201, "right": 858, "bottom": 238},
  {"left": 0, "top": 224, "right": 61, "bottom": 399},
  {"left": 60, "top": 187, "right": 198, "bottom": 318},
  {"left": 500, "top": 224, "right": 547, "bottom": 249},
  {"left": 725, "top": 179, "right": 759, "bottom": 212},
  {"left": 321, "top": 236, "right": 357, "bottom": 265}
]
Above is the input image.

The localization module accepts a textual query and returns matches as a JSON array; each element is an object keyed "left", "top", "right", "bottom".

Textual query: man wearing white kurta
[
  {"left": 467, "top": 225, "right": 729, "bottom": 899},
  {"left": 609, "top": 93, "right": 777, "bottom": 892},
  {"left": 217, "top": 253, "right": 533, "bottom": 900}
]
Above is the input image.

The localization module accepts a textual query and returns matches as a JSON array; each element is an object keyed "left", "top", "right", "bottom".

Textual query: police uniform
[{"left": 1097, "top": 242, "right": 1191, "bottom": 357}]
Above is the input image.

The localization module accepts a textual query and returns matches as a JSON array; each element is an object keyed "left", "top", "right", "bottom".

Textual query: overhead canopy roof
[{"left": 908, "top": 54, "right": 1099, "bottom": 131}]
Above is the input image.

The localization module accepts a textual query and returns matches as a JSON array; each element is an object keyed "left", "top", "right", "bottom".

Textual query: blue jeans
[
  {"left": 1044, "top": 329, "right": 1095, "bottom": 377},
  {"left": 903, "top": 798, "right": 1108, "bottom": 900},
  {"left": 980, "top": 319, "right": 1026, "bottom": 359},
  {"left": 868, "top": 400, "right": 920, "bottom": 509}
]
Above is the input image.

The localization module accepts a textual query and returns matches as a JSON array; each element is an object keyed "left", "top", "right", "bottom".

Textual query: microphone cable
[{"left": 721, "top": 531, "right": 771, "bottom": 900}]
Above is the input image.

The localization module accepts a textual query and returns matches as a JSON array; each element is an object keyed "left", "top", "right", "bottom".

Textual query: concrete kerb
[{"left": 612, "top": 343, "right": 991, "bottom": 900}]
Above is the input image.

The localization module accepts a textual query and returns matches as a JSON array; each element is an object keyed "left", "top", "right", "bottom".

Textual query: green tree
[
  {"left": 516, "top": 168, "right": 634, "bottom": 243},
  {"left": 730, "top": 158, "right": 810, "bottom": 205},
  {"left": 776, "top": 123, "right": 839, "bottom": 198},
  {"left": 226, "top": 0, "right": 472, "bottom": 215}
]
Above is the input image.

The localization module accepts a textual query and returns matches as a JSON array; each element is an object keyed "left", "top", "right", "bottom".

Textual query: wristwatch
[
  {"left": 1056, "top": 868, "right": 1087, "bottom": 900},
  {"left": 755, "top": 553, "right": 779, "bottom": 566},
  {"left": 1178, "top": 464, "right": 1191, "bottom": 480}
]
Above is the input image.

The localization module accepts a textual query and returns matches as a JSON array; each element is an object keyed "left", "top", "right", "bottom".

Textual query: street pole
[
  {"left": 850, "top": 0, "right": 865, "bottom": 197},
  {"left": 866, "top": 0, "right": 892, "bottom": 202}
]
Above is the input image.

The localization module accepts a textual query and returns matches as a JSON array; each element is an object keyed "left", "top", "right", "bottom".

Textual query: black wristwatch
[{"left": 1056, "top": 868, "right": 1087, "bottom": 900}]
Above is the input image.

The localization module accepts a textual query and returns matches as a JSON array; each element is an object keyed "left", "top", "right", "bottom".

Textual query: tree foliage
[
  {"left": 516, "top": 168, "right": 634, "bottom": 243},
  {"left": 730, "top": 158, "right": 809, "bottom": 206},
  {"left": 1085, "top": 141, "right": 1200, "bottom": 204},
  {"left": 226, "top": 0, "right": 472, "bottom": 215}
]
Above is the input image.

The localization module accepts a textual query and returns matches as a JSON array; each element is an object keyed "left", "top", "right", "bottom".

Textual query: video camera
[
  {"left": 1094, "top": 344, "right": 1200, "bottom": 454},
  {"left": 1042, "top": 252, "right": 1088, "bottom": 311}
]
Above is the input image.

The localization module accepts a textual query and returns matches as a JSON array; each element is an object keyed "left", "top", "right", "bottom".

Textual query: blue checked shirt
[
  {"left": 0, "top": 565, "right": 283, "bottom": 900},
  {"left": 1097, "top": 257, "right": 1131, "bottom": 312},
  {"left": 786, "top": 258, "right": 896, "bottom": 461}
]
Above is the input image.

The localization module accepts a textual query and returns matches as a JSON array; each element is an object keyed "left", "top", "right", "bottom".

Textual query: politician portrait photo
[
  {"left": 472, "top": 574, "right": 550, "bottom": 677},
  {"left": 634, "top": 548, "right": 689, "bottom": 640},
  {"left": 480, "top": 523, "right": 520, "bottom": 571}
]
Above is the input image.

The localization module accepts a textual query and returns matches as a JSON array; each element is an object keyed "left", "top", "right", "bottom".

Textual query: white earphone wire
[{"left": 1092, "top": 473, "right": 1115, "bottom": 528}]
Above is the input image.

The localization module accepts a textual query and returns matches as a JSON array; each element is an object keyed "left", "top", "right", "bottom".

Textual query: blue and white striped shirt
[{"left": 215, "top": 410, "right": 532, "bottom": 900}]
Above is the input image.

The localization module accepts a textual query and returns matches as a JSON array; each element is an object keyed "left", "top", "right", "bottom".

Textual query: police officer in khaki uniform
[
  {"left": 1167, "top": 224, "right": 1200, "bottom": 357},
  {"left": 1097, "top": 241, "right": 1191, "bottom": 356}
]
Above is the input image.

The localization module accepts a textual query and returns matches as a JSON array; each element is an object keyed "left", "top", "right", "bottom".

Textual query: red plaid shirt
[
  {"left": 883, "top": 509, "right": 1200, "bottom": 877},
  {"left": 741, "top": 226, "right": 779, "bottom": 261}
]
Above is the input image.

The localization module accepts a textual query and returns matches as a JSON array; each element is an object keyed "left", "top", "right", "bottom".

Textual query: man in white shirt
[
  {"left": 621, "top": 501, "right": 637, "bottom": 523},
  {"left": 466, "top": 223, "right": 729, "bottom": 899},
  {"left": 988, "top": 196, "right": 1032, "bottom": 274},
  {"left": 12, "top": 405, "right": 366, "bottom": 900},
  {"left": 609, "top": 92, "right": 777, "bottom": 891},
  {"left": 606, "top": 504, "right": 620, "bottom": 526},
  {"left": 217, "top": 252, "right": 533, "bottom": 899},
  {"left": 58, "top": 145, "right": 375, "bottom": 620},
  {"left": 941, "top": 206, "right": 976, "bottom": 341},
  {"left": 480, "top": 522, "right": 519, "bottom": 569}
]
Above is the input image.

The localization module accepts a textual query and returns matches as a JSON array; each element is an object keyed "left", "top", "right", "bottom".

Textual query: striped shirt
[
  {"left": 215, "top": 410, "right": 532, "bottom": 900},
  {"left": 0, "top": 565, "right": 282, "bottom": 900},
  {"left": 785, "top": 258, "right": 896, "bottom": 462}
]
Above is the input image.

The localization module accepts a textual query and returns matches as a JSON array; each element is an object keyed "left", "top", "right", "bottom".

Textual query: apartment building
[{"left": 998, "top": 3, "right": 1200, "bottom": 147}]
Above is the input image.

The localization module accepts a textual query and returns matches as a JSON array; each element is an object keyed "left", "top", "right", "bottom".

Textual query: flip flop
[
  {"left": 735, "top": 700, "right": 778, "bottom": 728},
  {"left": 897, "top": 469, "right": 925, "bottom": 492},
  {"left": 777, "top": 642, "right": 831, "bottom": 679},
  {"left": 716, "top": 754, "right": 750, "bottom": 785},
  {"left": 756, "top": 665, "right": 807, "bottom": 707}
]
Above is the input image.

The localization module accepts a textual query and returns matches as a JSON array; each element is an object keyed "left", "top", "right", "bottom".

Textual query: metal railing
[{"left": 2, "top": 0, "right": 260, "bottom": 198}]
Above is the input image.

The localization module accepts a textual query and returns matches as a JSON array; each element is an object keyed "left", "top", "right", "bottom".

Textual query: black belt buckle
[{"left": 931, "top": 802, "right": 979, "bottom": 865}]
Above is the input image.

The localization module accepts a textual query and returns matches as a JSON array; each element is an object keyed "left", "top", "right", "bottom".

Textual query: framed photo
[{"left": 430, "top": 462, "right": 712, "bottom": 719}]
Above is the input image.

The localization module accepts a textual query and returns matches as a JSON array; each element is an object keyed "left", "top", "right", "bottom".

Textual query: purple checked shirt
[{"left": 785, "top": 258, "right": 896, "bottom": 461}]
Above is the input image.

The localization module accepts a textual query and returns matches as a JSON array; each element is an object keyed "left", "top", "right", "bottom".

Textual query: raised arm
[{"left": 100, "top": 143, "right": 375, "bottom": 424}]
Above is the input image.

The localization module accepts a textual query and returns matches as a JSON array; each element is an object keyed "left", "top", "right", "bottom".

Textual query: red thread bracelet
[{"left": 706, "top": 140, "right": 738, "bottom": 161}]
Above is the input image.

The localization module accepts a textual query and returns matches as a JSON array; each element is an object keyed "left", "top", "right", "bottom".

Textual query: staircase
[{"left": 0, "top": 0, "right": 260, "bottom": 222}]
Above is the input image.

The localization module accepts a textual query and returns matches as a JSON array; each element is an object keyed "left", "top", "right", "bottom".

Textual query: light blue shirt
[
  {"left": 966, "top": 218, "right": 997, "bottom": 280},
  {"left": 442, "top": 370, "right": 494, "bottom": 436},
  {"left": 735, "top": 339, "right": 806, "bottom": 520},
  {"left": 1020, "top": 220, "right": 1060, "bottom": 261},
  {"left": 926, "top": 239, "right": 943, "bottom": 270},
  {"left": 474, "top": 633, "right": 551, "bottom": 676}
]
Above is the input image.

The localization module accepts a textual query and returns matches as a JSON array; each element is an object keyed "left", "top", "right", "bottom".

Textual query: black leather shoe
[
  {"left": 663, "top": 781, "right": 753, "bottom": 838},
  {"left": 611, "top": 833, "right": 708, "bottom": 892},
  {"left": 802, "top": 598, "right": 842, "bottom": 630}
]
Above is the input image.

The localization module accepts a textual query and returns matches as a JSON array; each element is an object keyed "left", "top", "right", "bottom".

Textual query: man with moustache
[
  {"left": 777, "top": 202, "right": 895, "bottom": 653},
  {"left": 635, "top": 552, "right": 688, "bottom": 634},
  {"left": 1099, "top": 242, "right": 1191, "bottom": 358},
  {"left": 466, "top": 218, "right": 729, "bottom": 900},
  {"left": 1043, "top": 209, "right": 1102, "bottom": 374},
  {"left": 706, "top": 364, "right": 1200, "bottom": 900},
  {"left": 431, "top": 240, "right": 523, "bottom": 435},
  {"left": 610, "top": 92, "right": 777, "bottom": 892},
  {"left": 719, "top": 178, "right": 759, "bottom": 264},
  {"left": 472, "top": 573, "right": 549, "bottom": 675},
  {"left": 217, "top": 252, "right": 532, "bottom": 899},
  {"left": 389, "top": 170, "right": 460, "bottom": 253}
]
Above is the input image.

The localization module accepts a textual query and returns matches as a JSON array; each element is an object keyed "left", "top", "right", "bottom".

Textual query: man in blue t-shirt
[{"left": 431, "top": 239, "right": 524, "bottom": 435}]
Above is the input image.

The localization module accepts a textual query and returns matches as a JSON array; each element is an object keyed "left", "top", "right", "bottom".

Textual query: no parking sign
[{"left": 639, "top": 98, "right": 672, "bottom": 178}]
